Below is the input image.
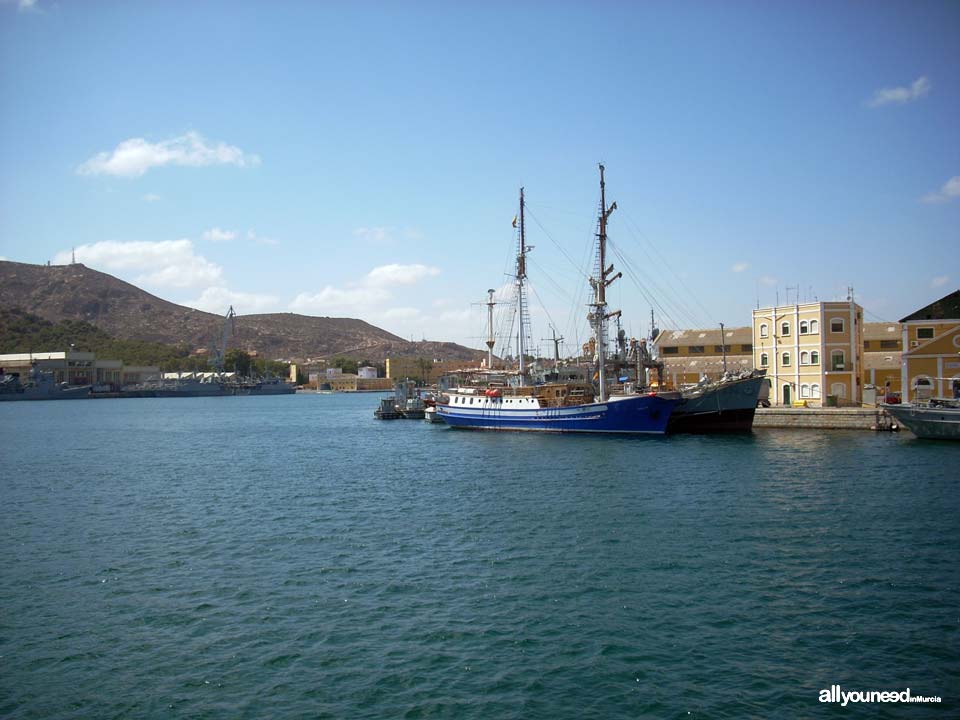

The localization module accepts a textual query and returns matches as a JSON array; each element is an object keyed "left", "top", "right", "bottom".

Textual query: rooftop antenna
[
  {"left": 71, "top": 247, "right": 76, "bottom": 265},
  {"left": 847, "top": 285, "right": 854, "bottom": 302}
]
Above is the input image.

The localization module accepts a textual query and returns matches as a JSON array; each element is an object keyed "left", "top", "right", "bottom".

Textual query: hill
[{"left": 0, "top": 260, "right": 484, "bottom": 362}]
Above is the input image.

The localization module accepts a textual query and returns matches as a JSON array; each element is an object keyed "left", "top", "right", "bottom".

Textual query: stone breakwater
[{"left": 754, "top": 407, "right": 892, "bottom": 430}]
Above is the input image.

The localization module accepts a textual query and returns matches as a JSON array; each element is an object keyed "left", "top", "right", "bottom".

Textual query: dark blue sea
[{"left": 1, "top": 393, "right": 958, "bottom": 719}]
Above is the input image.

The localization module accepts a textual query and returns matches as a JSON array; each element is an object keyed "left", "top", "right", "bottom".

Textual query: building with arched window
[
  {"left": 898, "top": 290, "right": 960, "bottom": 402},
  {"left": 753, "top": 300, "right": 863, "bottom": 406}
]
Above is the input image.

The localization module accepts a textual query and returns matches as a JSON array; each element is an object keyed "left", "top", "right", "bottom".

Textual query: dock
[{"left": 754, "top": 407, "right": 898, "bottom": 431}]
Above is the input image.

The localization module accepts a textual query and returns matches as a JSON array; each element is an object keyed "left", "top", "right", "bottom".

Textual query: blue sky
[{"left": 1, "top": 1, "right": 957, "bottom": 356}]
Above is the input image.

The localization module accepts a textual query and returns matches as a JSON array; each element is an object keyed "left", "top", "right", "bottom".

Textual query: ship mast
[
  {"left": 485, "top": 288, "right": 497, "bottom": 369},
  {"left": 516, "top": 187, "right": 528, "bottom": 381},
  {"left": 593, "top": 164, "right": 621, "bottom": 403}
]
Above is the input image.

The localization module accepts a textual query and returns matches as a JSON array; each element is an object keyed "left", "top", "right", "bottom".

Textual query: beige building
[
  {"left": 386, "top": 357, "right": 475, "bottom": 384},
  {"left": 752, "top": 300, "right": 864, "bottom": 406},
  {"left": 652, "top": 327, "right": 753, "bottom": 387},
  {"left": 898, "top": 290, "right": 960, "bottom": 402},
  {"left": 862, "top": 322, "right": 902, "bottom": 397},
  {"left": 0, "top": 351, "right": 159, "bottom": 386}
]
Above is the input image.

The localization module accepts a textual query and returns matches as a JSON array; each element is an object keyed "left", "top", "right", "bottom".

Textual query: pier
[{"left": 754, "top": 406, "right": 897, "bottom": 431}]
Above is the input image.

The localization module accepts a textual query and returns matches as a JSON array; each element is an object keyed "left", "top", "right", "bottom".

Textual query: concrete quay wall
[{"left": 754, "top": 407, "right": 889, "bottom": 430}]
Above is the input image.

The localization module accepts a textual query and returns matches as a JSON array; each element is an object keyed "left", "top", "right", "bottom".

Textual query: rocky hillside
[{"left": 0, "top": 260, "right": 484, "bottom": 362}]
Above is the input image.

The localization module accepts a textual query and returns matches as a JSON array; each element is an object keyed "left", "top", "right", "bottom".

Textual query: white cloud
[
  {"left": 731, "top": 262, "right": 749, "bottom": 273},
  {"left": 930, "top": 275, "right": 949, "bottom": 288},
  {"left": 142, "top": 193, "right": 161, "bottom": 202},
  {"left": 77, "top": 131, "right": 260, "bottom": 178},
  {"left": 53, "top": 239, "right": 223, "bottom": 289},
  {"left": 19, "top": 0, "right": 38, "bottom": 11},
  {"left": 867, "top": 76, "right": 931, "bottom": 107},
  {"left": 246, "top": 229, "right": 279, "bottom": 246},
  {"left": 0, "top": 255, "right": 7, "bottom": 261},
  {"left": 289, "top": 263, "right": 441, "bottom": 317},
  {"left": 181, "top": 286, "right": 279, "bottom": 314},
  {"left": 921, "top": 176, "right": 960, "bottom": 204},
  {"left": 759, "top": 275, "right": 777, "bottom": 287},
  {"left": 353, "top": 226, "right": 392, "bottom": 243},
  {"left": 366, "top": 263, "right": 440, "bottom": 287},
  {"left": 203, "top": 227, "right": 237, "bottom": 242}
]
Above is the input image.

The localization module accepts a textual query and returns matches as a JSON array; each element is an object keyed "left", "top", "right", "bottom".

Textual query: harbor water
[{"left": 1, "top": 393, "right": 958, "bottom": 718}]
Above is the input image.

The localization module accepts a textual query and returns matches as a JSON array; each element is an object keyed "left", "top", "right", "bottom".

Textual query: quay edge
[{"left": 753, "top": 407, "right": 896, "bottom": 431}]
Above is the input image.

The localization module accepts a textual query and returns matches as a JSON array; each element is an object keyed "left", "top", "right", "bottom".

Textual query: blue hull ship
[{"left": 437, "top": 391, "right": 677, "bottom": 434}]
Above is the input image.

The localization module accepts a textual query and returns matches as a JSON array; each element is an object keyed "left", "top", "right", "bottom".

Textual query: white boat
[{"left": 882, "top": 399, "right": 960, "bottom": 440}]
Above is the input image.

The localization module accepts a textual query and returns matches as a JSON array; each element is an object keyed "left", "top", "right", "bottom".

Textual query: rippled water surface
[{"left": 1, "top": 394, "right": 958, "bottom": 718}]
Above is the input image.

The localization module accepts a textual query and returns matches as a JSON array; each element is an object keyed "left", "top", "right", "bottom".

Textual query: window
[
  {"left": 714, "top": 345, "right": 726, "bottom": 353},
  {"left": 800, "top": 351, "right": 810, "bottom": 365},
  {"left": 863, "top": 341, "right": 871, "bottom": 350},
  {"left": 830, "top": 318, "right": 844, "bottom": 333},
  {"left": 782, "top": 352, "right": 791, "bottom": 367},
  {"left": 831, "top": 382, "right": 847, "bottom": 398},
  {"left": 810, "top": 351, "right": 819, "bottom": 365},
  {"left": 759, "top": 324, "right": 768, "bottom": 338},
  {"left": 799, "top": 320, "right": 809, "bottom": 334},
  {"left": 917, "top": 327, "right": 934, "bottom": 340},
  {"left": 831, "top": 350, "right": 845, "bottom": 371},
  {"left": 741, "top": 344, "right": 752, "bottom": 352},
  {"left": 760, "top": 353, "right": 768, "bottom": 367},
  {"left": 781, "top": 322, "right": 790, "bottom": 336},
  {"left": 662, "top": 346, "right": 679, "bottom": 354},
  {"left": 810, "top": 320, "right": 819, "bottom": 334},
  {"left": 880, "top": 340, "right": 898, "bottom": 349},
  {"left": 800, "top": 384, "right": 810, "bottom": 398},
  {"left": 689, "top": 346, "right": 704, "bottom": 353},
  {"left": 811, "top": 384, "right": 821, "bottom": 399}
]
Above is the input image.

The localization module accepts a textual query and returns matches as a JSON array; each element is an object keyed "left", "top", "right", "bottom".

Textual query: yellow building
[
  {"left": 752, "top": 300, "right": 863, "bottom": 406},
  {"left": 652, "top": 327, "right": 753, "bottom": 387},
  {"left": 898, "top": 290, "right": 960, "bottom": 401},
  {"left": 386, "top": 357, "right": 477, "bottom": 384},
  {"left": 862, "top": 322, "right": 902, "bottom": 397}
]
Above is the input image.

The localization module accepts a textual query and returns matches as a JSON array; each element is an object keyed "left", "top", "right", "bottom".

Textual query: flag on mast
[{"left": 511, "top": 215, "right": 518, "bottom": 228}]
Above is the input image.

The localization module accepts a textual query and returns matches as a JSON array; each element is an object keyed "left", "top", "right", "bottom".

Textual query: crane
[{"left": 210, "top": 306, "right": 236, "bottom": 376}]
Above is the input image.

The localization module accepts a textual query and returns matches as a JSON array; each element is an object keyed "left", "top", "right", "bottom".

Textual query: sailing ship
[{"left": 436, "top": 165, "right": 678, "bottom": 434}]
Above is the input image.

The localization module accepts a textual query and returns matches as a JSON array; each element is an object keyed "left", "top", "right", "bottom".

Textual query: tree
[{"left": 224, "top": 348, "right": 252, "bottom": 376}]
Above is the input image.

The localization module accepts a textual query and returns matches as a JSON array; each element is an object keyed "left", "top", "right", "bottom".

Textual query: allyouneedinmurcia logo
[{"left": 819, "top": 685, "right": 941, "bottom": 706}]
